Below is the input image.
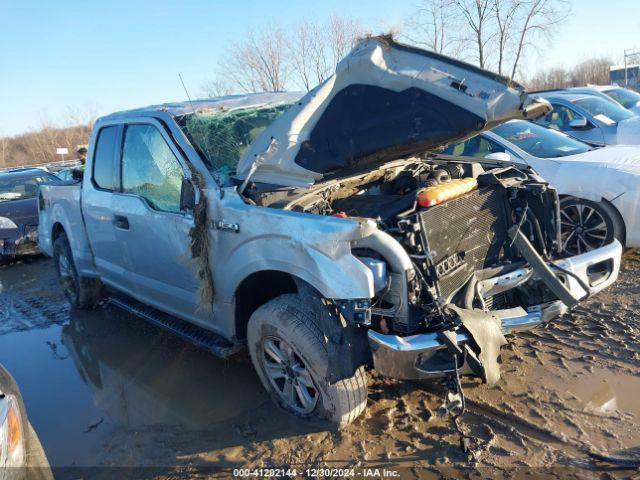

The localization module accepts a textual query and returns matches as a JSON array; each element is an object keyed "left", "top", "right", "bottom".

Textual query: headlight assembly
[
  {"left": 0, "top": 395, "right": 25, "bottom": 467},
  {"left": 0, "top": 217, "right": 18, "bottom": 229}
]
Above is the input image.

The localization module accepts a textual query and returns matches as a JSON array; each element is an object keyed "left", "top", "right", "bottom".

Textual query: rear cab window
[{"left": 92, "top": 126, "right": 119, "bottom": 190}]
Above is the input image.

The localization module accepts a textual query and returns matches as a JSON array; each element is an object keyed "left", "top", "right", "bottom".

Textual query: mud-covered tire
[
  {"left": 559, "top": 197, "right": 625, "bottom": 254},
  {"left": 53, "top": 234, "right": 102, "bottom": 309},
  {"left": 247, "top": 294, "right": 368, "bottom": 427}
]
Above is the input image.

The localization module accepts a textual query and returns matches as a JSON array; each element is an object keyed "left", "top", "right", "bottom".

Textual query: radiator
[{"left": 417, "top": 186, "right": 511, "bottom": 299}]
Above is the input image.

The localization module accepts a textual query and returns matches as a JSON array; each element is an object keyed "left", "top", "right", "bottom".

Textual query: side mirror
[
  {"left": 569, "top": 117, "right": 588, "bottom": 129},
  {"left": 180, "top": 178, "right": 196, "bottom": 211},
  {"left": 484, "top": 151, "right": 511, "bottom": 162}
]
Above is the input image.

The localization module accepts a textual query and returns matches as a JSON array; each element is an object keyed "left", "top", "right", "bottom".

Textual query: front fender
[{"left": 216, "top": 235, "right": 375, "bottom": 302}]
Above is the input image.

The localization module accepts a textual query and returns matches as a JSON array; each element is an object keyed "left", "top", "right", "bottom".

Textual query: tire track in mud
[
  {"left": 520, "top": 331, "right": 638, "bottom": 370},
  {"left": 419, "top": 382, "right": 588, "bottom": 461},
  {"left": 0, "top": 258, "right": 70, "bottom": 335},
  {"left": 0, "top": 294, "right": 69, "bottom": 334}
]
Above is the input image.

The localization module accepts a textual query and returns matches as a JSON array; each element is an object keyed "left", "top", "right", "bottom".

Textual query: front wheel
[
  {"left": 53, "top": 234, "right": 103, "bottom": 309},
  {"left": 247, "top": 294, "right": 368, "bottom": 427},
  {"left": 559, "top": 197, "right": 624, "bottom": 255}
]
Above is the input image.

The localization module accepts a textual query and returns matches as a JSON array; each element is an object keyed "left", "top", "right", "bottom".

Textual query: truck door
[
  {"left": 110, "top": 120, "right": 202, "bottom": 322},
  {"left": 82, "top": 124, "right": 130, "bottom": 288}
]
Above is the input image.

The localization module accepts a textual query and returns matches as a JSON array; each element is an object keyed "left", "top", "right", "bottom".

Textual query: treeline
[
  {"left": 3, "top": 0, "right": 623, "bottom": 169},
  {"left": 204, "top": 0, "right": 571, "bottom": 95},
  {"left": 525, "top": 57, "right": 613, "bottom": 90},
  {"left": 0, "top": 122, "right": 92, "bottom": 169}
]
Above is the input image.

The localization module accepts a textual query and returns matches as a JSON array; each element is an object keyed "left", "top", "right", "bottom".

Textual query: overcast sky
[{"left": 1, "top": 0, "right": 639, "bottom": 137}]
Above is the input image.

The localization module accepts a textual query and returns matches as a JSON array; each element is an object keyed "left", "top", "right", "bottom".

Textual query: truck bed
[{"left": 38, "top": 183, "right": 95, "bottom": 276}]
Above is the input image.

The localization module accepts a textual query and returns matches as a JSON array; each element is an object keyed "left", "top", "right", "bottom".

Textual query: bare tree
[
  {"left": 404, "top": 0, "right": 467, "bottom": 57},
  {"left": 308, "top": 23, "right": 332, "bottom": 84},
  {"left": 569, "top": 57, "right": 612, "bottom": 86},
  {"left": 526, "top": 67, "right": 567, "bottom": 89},
  {"left": 289, "top": 15, "right": 362, "bottom": 90},
  {"left": 221, "top": 25, "right": 290, "bottom": 93},
  {"left": 201, "top": 77, "right": 234, "bottom": 98},
  {"left": 205, "top": 15, "right": 363, "bottom": 94},
  {"left": 454, "top": 0, "right": 494, "bottom": 68},
  {"left": 492, "top": 0, "right": 521, "bottom": 76},
  {"left": 0, "top": 133, "right": 8, "bottom": 168},
  {"left": 289, "top": 20, "right": 330, "bottom": 91},
  {"left": 326, "top": 14, "right": 364, "bottom": 66},
  {"left": 510, "top": 0, "right": 569, "bottom": 80}
]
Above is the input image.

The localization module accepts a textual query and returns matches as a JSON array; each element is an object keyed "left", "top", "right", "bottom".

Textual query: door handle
[{"left": 112, "top": 215, "right": 129, "bottom": 230}]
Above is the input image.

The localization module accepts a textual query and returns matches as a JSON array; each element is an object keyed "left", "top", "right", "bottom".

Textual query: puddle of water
[
  {"left": 568, "top": 369, "right": 640, "bottom": 418},
  {"left": 61, "top": 307, "right": 267, "bottom": 429},
  {"left": 1, "top": 259, "right": 324, "bottom": 467},
  {"left": 0, "top": 303, "right": 270, "bottom": 466}
]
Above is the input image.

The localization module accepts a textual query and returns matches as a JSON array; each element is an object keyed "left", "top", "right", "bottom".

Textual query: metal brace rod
[{"left": 508, "top": 225, "right": 579, "bottom": 309}]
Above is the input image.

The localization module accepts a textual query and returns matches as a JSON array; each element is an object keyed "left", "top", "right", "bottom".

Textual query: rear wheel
[
  {"left": 53, "top": 234, "right": 102, "bottom": 309},
  {"left": 559, "top": 197, "right": 624, "bottom": 255},
  {"left": 247, "top": 294, "right": 368, "bottom": 427}
]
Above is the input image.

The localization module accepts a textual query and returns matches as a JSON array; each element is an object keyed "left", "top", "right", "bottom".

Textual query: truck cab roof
[{"left": 98, "top": 92, "right": 304, "bottom": 122}]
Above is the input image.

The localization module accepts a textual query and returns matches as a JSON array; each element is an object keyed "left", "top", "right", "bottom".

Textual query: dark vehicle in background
[
  {"left": 0, "top": 364, "right": 52, "bottom": 478},
  {"left": 0, "top": 168, "right": 61, "bottom": 263}
]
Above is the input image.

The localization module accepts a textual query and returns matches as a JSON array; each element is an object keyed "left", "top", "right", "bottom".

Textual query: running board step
[{"left": 107, "top": 294, "right": 241, "bottom": 358}]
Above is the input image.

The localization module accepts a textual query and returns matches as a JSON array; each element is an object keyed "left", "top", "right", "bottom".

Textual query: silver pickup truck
[{"left": 39, "top": 37, "right": 622, "bottom": 427}]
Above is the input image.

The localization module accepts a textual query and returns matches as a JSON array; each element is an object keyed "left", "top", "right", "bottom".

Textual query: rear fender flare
[{"left": 48, "top": 203, "right": 96, "bottom": 276}]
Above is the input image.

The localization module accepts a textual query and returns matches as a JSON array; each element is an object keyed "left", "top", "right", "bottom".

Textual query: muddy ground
[{"left": 1, "top": 253, "right": 639, "bottom": 479}]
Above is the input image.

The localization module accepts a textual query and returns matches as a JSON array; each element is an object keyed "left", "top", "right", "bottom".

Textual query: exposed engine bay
[{"left": 246, "top": 156, "right": 563, "bottom": 338}]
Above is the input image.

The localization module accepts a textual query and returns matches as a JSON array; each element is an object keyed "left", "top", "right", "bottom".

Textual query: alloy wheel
[
  {"left": 260, "top": 336, "right": 319, "bottom": 414},
  {"left": 560, "top": 203, "right": 608, "bottom": 255}
]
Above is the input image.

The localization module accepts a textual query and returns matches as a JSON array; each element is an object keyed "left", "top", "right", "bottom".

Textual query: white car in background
[{"left": 442, "top": 120, "right": 640, "bottom": 254}]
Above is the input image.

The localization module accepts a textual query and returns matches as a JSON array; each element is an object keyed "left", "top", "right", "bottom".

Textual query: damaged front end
[
  {"left": 0, "top": 225, "right": 39, "bottom": 259},
  {"left": 179, "top": 36, "right": 621, "bottom": 385},
  {"left": 362, "top": 166, "right": 622, "bottom": 383}
]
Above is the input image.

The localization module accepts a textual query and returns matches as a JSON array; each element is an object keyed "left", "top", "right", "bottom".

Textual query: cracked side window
[{"left": 122, "top": 124, "right": 184, "bottom": 213}]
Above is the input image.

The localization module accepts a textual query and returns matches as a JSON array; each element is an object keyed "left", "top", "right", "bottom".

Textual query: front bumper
[
  {"left": 0, "top": 226, "right": 40, "bottom": 258},
  {"left": 368, "top": 240, "right": 622, "bottom": 380}
]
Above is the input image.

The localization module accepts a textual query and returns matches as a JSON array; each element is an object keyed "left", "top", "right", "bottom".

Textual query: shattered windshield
[
  {"left": 0, "top": 172, "right": 59, "bottom": 202},
  {"left": 492, "top": 121, "right": 591, "bottom": 158},
  {"left": 178, "top": 102, "right": 293, "bottom": 185}
]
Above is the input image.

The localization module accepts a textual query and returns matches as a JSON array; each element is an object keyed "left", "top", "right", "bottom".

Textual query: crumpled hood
[
  {"left": 236, "top": 36, "right": 549, "bottom": 187},
  {"left": 615, "top": 116, "right": 640, "bottom": 145}
]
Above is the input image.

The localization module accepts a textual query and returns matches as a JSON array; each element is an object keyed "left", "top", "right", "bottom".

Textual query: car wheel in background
[
  {"left": 53, "top": 233, "right": 103, "bottom": 309},
  {"left": 559, "top": 197, "right": 624, "bottom": 255},
  {"left": 247, "top": 294, "right": 368, "bottom": 427}
]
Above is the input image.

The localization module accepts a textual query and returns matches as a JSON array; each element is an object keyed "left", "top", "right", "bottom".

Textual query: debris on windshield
[{"left": 182, "top": 102, "right": 294, "bottom": 185}]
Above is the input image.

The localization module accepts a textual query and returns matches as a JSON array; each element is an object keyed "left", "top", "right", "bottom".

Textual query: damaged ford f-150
[{"left": 38, "top": 37, "right": 622, "bottom": 426}]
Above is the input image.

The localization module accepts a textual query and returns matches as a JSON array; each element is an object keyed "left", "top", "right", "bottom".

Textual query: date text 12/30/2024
[{"left": 233, "top": 468, "right": 401, "bottom": 478}]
